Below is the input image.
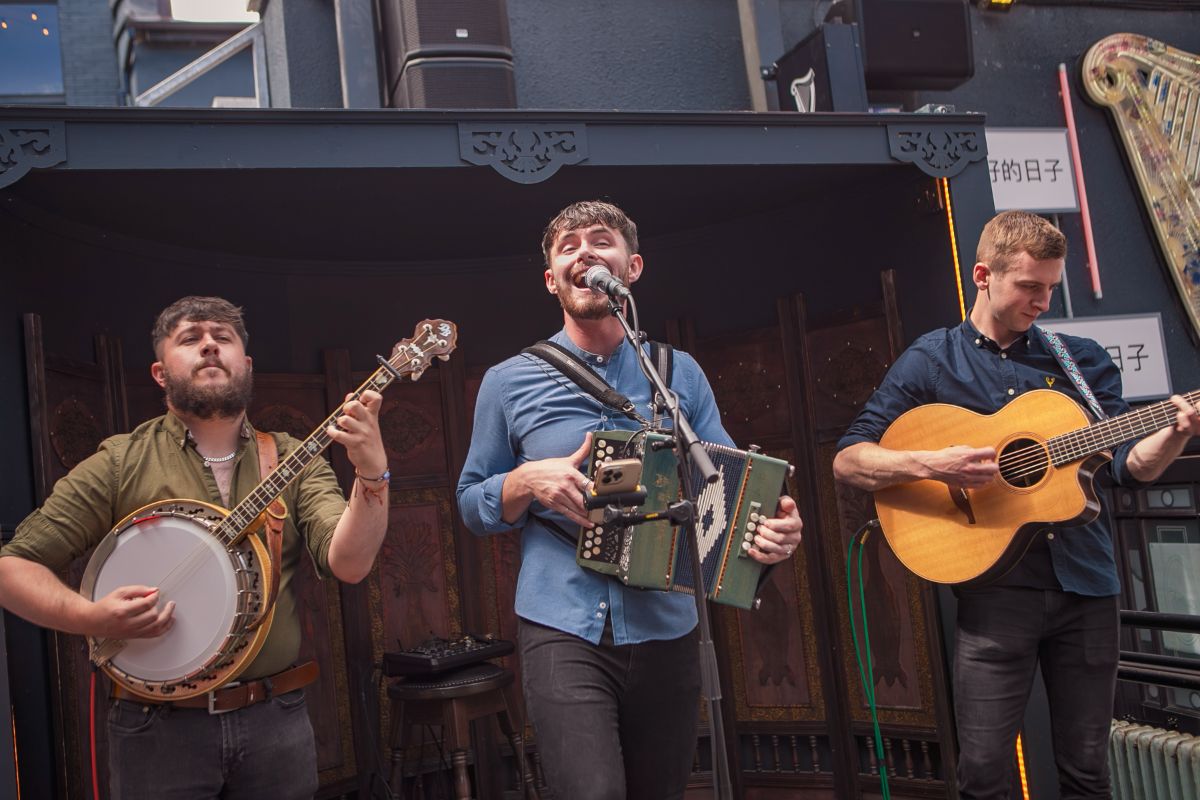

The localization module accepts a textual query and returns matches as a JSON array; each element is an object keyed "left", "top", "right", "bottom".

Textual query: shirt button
[
  {"left": 599, "top": 602, "right": 607, "bottom": 609},
  {"left": 975, "top": 338, "right": 981, "bottom": 345},
  {"left": 596, "top": 356, "right": 604, "bottom": 364},
  {"left": 595, "top": 612, "right": 603, "bottom": 619},
  {"left": 1007, "top": 388, "right": 1016, "bottom": 396},
  {"left": 1046, "top": 532, "right": 1055, "bottom": 541},
  {"left": 1000, "top": 353, "right": 1008, "bottom": 360}
]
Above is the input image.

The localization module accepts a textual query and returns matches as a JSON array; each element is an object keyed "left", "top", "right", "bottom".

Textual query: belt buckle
[{"left": 207, "top": 681, "right": 240, "bottom": 715}]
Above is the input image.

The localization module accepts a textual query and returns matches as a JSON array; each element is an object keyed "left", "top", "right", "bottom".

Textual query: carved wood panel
[
  {"left": 249, "top": 373, "right": 357, "bottom": 788},
  {"left": 22, "top": 314, "right": 123, "bottom": 800}
]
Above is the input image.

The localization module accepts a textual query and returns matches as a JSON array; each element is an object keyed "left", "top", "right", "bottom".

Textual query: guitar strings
[
  {"left": 979, "top": 390, "right": 1200, "bottom": 484},
  {"left": 91, "top": 336, "right": 443, "bottom": 659}
]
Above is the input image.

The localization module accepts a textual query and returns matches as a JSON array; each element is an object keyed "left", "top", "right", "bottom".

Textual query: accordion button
[
  {"left": 744, "top": 532, "right": 754, "bottom": 542},
  {"left": 746, "top": 522, "right": 757, "bottom": 532},
  {"left": 741, "top": 542, "right": 752, "bottom": 551}
]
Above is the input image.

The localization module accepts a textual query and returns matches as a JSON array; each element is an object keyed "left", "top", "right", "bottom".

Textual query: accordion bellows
[{"left": 577, "top": 429, "right": 792, "bottom": 610}]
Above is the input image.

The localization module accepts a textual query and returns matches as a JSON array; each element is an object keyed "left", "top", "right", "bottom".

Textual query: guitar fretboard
[
  {"left": 1048, "top": 389, "right": 1200, "bottom": 466},
  {"left": 214, "top": 326, "right": 448, "bottom": 545}
]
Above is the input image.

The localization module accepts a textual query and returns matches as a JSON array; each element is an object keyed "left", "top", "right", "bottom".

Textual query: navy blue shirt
[
  {"left": 456, "top": 329, "right": 734, "bottom": 644},
  {"left": 837, "top": 320, "right": 1140, "bottom": 596}
]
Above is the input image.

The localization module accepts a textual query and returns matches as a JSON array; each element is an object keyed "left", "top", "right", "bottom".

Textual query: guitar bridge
[{"left": 949, "top": 486, "right": 976, "bottom": 525}]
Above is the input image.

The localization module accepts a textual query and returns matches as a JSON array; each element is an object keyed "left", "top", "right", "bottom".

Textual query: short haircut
[
  {"left": 976, "top": 210, "right": 1067, "bottom": 274},
  {"left": 541, "top": 200, "right": 639, "bottom": 265},
  {"left": 152, "top": 296, "right": 248, "bottom": 356}
]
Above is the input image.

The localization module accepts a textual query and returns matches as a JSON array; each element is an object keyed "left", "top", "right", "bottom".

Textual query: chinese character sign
[
  {"left": 985, "top": 128, "right": 1080, "bottom": 213},
  {"left": 1038, "top": 314, "right": 1171, "bottom": 401}
]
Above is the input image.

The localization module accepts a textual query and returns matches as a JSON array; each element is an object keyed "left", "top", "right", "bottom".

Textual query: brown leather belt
[{"left": 112, "top": 661, "right": 319, "bottom": 714}]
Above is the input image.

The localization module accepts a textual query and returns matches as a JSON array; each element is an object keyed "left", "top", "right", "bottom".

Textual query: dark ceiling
[{"left": 6, "top": 163, "right": 898, "bottom": 268}]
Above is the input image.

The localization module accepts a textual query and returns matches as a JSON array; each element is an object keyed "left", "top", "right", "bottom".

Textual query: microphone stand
[{"left": 605, "top": 294, "right": 735, "bottom": 800}]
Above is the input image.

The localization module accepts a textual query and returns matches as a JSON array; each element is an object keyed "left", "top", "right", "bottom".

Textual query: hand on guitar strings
[
  {"left": 917, "top": 445, "right": 999, "bottom": 490},
  {"left": 1168, "top": 395, "right": 1200, "bottom": 438},
  {"left": 746, "top": 495, "right": 804, "bottom": 565},
  {"left": 327, "top": 390, "right": 388, "bottom": 479},
  {"left": 89, "top": 585, "right": 175, "bottom": 640}
]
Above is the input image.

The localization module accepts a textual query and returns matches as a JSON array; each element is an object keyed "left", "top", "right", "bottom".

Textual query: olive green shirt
[{"left": 4, "top": 412, "right": 347, "bottom": 679}]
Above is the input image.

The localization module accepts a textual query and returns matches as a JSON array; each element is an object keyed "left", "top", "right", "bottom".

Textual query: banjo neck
[{"left": 215, "top": 319, "right": 458, "bottom": 546}]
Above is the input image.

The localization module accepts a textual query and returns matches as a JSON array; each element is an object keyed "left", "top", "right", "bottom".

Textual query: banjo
[{"left": 79, "top": 319, "right": 458, "bottom": 701}]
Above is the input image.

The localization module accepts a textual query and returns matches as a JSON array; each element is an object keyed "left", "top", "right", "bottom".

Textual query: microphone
[{"left": 583, "top": 265, "right": 632, "bottom": 301}]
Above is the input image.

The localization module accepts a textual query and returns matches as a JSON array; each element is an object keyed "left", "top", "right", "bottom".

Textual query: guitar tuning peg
[{"left": 437, "top": 354, "right": 450, "bottom": 361}]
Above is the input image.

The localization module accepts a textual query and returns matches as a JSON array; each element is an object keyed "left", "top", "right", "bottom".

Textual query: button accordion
[{"left": 576, "top": 429, "right": 793, "bottom": 609}]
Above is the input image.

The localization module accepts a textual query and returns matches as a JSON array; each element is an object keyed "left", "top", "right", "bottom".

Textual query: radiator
[{"left": 1110, "top": 720, "right": 1200, "bottom": 800}]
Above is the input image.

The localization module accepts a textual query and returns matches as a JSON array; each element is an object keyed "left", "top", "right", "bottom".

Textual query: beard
[
  {"left": 162, "top": 363, "right": 253, "bottom": 420},
  {"left": 555, "top": 268, "right": 623, "bottom": 320}
]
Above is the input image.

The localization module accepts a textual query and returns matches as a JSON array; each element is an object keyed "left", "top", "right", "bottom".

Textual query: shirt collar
[
  {"left": 960, "top": 319, "right": 1031, "bottom": 354},
  {"left": 163, "top": 411, "right": 253, "bottom": 449},
  {"left": 551, "top": 328, "right": 627, "bottom": 367}
]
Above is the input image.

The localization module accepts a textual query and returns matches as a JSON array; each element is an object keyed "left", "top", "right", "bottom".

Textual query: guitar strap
[
  {"left": 252, "top": 430, "right": 286, "bottom": 630},
  {"left": 1036, "top": 326, "right": 1109, "bottom": 420},
  {"left": 521, "top": 339, "right": 675, "bottom": 426}
]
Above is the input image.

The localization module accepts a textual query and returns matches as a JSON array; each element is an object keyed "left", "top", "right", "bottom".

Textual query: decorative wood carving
[
  {"left": 458, "top": 123, "right": 588, "bottom": 184},
  {"left": 0, "top": 122, "right": 66, "bottom": 189}
]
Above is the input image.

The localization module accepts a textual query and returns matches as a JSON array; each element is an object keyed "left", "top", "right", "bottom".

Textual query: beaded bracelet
[{"left": 356, "top": 469, "right": 390, "bottom": 483}]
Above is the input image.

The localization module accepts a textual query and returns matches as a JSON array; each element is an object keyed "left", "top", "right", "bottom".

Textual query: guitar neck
[
  {"left": 1049, "top": 388, "right": 1200, "bottom": 466},
  {"left": 215, "top": 343, "right": 427, "bottom": 545}
]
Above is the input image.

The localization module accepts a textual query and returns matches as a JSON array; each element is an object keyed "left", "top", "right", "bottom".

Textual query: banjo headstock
[{"left": 389, "top": 319, "right": 458, "bottom": 381}]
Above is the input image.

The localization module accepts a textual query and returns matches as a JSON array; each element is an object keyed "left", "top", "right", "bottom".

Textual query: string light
[{"left": 30, "top": 12, "right": 37, "bottom": 21}]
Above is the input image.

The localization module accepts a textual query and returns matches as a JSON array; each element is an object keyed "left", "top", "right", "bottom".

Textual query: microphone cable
[{"left": 846, "top": 518, "right": 891, "bottom": 800}]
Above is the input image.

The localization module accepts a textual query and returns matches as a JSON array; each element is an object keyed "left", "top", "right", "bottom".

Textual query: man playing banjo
[{"left": 0, "top": 296, "right": 390, "bottom": 798}]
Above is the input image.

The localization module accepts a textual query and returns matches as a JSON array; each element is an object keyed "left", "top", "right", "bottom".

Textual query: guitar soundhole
[{"left": 998, "top": 437, "right": 1048, "bottom": 488}]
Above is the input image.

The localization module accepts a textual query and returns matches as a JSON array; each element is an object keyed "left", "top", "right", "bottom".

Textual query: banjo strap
[{"left": 252, "top": 431, "right": 286, "bottom": 630}]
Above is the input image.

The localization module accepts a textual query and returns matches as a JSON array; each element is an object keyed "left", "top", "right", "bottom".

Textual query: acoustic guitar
[{"left": 873, "top": 388, "right": 1197, "bottom": 585}]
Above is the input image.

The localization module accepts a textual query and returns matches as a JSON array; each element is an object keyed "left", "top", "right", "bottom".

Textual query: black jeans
[
  {"left": 518, "top": 618, "right": 701, "bottom": 800},
  {"left": 954, "top": 588, "right": 1119, "bottom": 800},
  {"left": 107, "top": 689, "right": 318, "bottom": 799}
]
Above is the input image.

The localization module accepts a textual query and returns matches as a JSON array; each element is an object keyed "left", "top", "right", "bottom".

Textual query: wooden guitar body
[{"left": 875, "top": 390, "right": 1109, "bottom": 585}]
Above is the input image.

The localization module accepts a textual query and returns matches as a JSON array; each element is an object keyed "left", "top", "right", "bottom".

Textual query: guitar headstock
[{"left": 389, "top": 319, "right": 458, "bottom": 381}]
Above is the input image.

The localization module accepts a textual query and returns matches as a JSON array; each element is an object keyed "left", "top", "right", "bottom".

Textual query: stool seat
[
  {"left": 388, "top": 663, "right": 539, "bottom": 800},
  {"left": 388, "top": 662, "right": 512, "bottom": 700}
]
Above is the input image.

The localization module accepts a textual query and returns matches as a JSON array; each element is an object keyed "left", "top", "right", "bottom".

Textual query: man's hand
[
  {"left": 88, "top": 585, "right": 175, "bottom": 639},
  {"left": 748, "top": 495, "right": 804, "bottom": 565},
  {"left": 1168, "top": 394, "right": 1200, "bottom": 438},
  {"left": 328, "top": 390, "right": 387, "bottom": 478},
  {"left": 504, "top": 433, "right": 595, "bottom": 527},
  {"left": 915, "top": 445, "right": 998, "bottom": 489}
]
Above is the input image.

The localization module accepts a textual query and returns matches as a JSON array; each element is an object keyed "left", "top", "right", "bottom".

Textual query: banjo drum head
[{"left": 90, "top": 513, "right": 240, "bottom": 682}]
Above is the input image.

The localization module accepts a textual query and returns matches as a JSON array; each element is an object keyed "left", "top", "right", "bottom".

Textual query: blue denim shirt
[
  {"left": 837, "top": 320, "right": 1140, "bottom": 597},
  {"left": 456, "top": 329, "right": 734, "bottom": 644}
]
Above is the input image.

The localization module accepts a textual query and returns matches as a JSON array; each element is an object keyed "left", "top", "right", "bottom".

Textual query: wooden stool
[{"left": 388, "top": 662, "right": 539, "bottom": 800}]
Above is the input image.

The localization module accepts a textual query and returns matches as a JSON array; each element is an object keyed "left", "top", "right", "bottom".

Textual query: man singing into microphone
[{"left": 457, "top": 200, "right": 804, "bottom": 800}]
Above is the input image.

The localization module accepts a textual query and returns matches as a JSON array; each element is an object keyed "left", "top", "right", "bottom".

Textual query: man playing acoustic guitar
[
  {"left": 0, "top": 296, "right": 390, "bottom": 798},
  {"left": 833, "top": 211, "right": 1200, "bottom": 800}
]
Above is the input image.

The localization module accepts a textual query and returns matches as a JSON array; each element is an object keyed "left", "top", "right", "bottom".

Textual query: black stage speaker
[
  {"left": 379, "top": 0, "right": 515, "bottom": 109},
  {"left": 774, "top": 23, "right": 868, "bottom": 112},
  {"left": 856, "top": 0, "right": 973, "bottom": 90},
  {"left": 391, "top": 57, "right": 516, "bottom": 109}
]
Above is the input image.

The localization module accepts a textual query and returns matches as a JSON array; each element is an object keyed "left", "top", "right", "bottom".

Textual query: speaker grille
[
  {"left": 392, "top": 58, "right": 516, "bottom": 109},
  {"left": 857, "top": 0, "right": 973, "bottom": 90}
]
